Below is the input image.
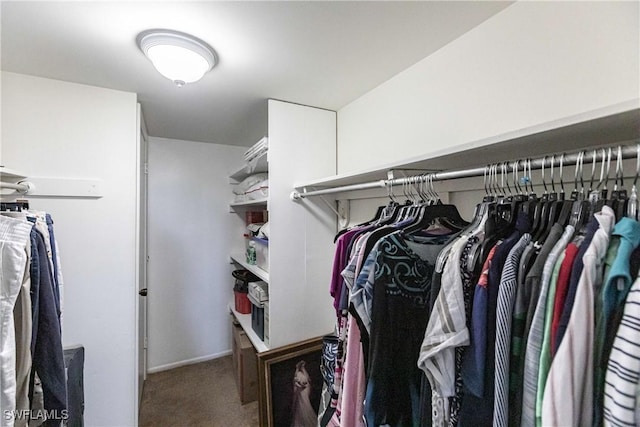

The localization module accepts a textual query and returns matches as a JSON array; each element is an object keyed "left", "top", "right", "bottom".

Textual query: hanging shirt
[
  {"left": 541, "top": 206, "right": 615, "bottom": 427},
  {"left": 603, "top": 276, "right": 640, "bottom": 427},
  {"left": 593, "top": 217, "right": 640, "bottom": 427},
  {"left": 350, "top": 238, "right": 385, "bottom": 338},
  {"left": 549, "top": 243, "right": 580, "bottom": 356},
  {"left": 339, "top": 315, "right": 366, "bottom": 427},
  {"left": 419, "top": 235, "right": 470, "bottom": 401},
  {"left": 449, "top": 234, "right": 482, "bottom": 427},
  {"left": 0, "top": 215, "right": 32, "bottom": 427},
  {"left": 459, "top": 244, "right": 499, "bottom": 399},
  {"left": 509, "top": 222, "right": 564, "bottom": 427},
  {"left": 460, "top": 211, "right": 530, "bottom": 427},
  {"left": 493, "top": 233, "right": 531, "bottom": 427},
  {"left": 534, "top": 246, "right": 567, "bottom": 426},
  {"left": 553, "top": 215, "right": 600, "bottom": 353},
  {"left": 521, "top": 224, "right": 574, "bottom": 427},
  {"left": 365, "top": 232, "right": 448, "bottom": 427}
]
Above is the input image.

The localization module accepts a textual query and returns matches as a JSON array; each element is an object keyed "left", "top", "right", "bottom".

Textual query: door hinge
[
  {"left": 144, "top": 336, "right": 148, "bottom": 350},
  {"left": 144, "top": 163, "right": 149, "bottom": 175}
]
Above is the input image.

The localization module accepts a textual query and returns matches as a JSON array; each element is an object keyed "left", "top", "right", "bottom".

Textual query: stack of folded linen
[{"left": 244, "top": 136, "right": 268, "bottom": 164}]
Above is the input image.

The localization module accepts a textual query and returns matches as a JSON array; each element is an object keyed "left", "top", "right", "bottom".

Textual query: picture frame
[{"left": 257, "top": 336, "right": 324, "bottom": 427}]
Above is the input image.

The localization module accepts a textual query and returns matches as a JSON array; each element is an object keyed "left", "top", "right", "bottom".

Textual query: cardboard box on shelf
[
  {"left": 231, "top": 323, "right": 258, "bottom": 404},
  {"left": 245, "top": 211, "right": 264, "bottom": 225}
]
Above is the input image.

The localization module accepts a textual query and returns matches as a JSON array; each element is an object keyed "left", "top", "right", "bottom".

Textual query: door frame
[{"left": 135, "top": 103, "right": 150, "bottom": 421}]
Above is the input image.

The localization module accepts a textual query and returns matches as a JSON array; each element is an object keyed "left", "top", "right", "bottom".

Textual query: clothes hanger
[
  {"left": 595, "top": 147, "right": 613, "bottom": 212},
  {"left": 555, "top": 152, "right": 576, "bottom": 228},
  {"left": 495, "top": 161, "right": 520, "bottom": 227},
  {"left": 525, "top": 157, "right": 539, "bottom": 211},
  {"left": 534, "top": 154, "right": 560, "bottom": 242},
  {"left": 611, "top": 146, "right": 628, "bottom": 220},
  {"left": 402, "top": 173, "right": 468, "bottom": 235},
  {"left": 473, "top": 162, "right": 513, "bottom": 275},
  {"left": 568, "top": 151, "right": 591, "bottom": 230},
  {"left": 332, "top": 174, "right": 400, "bottom": 241},
  {"left": 537, "top": 153, "right": 570, "bottom": 241},
  {"left": 626, "top": 144, "right": 639, "bottom": 220},
  {"left": 0, "top": 200, "right": 29, "bottom": 212},
  {"left": 529, "top": 156, "right": 548, "bottom": 238}
]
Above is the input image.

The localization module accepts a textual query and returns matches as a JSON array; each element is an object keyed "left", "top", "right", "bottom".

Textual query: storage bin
[
  {"left": 248, "top": 281, "right": 268, "bottom": 304},
  {"left": 232, "top": 269, "right": 261, "bottom": 314},
  {"left": 234, "top": 290, "right": 251, "bottom": 314},
  {"left": 248, "top": 293, "right": 265, "bottom": 340},
  {"left": 252, "top": 237, "right": 269, "bottom": 272}
]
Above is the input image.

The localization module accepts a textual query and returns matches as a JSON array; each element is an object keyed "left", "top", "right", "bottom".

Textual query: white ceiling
[{"left": 1, "top": 1, "right": 512, "bottom": 147}]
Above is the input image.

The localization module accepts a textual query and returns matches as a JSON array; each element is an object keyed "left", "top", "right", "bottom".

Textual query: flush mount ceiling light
[{"left": 137, "top": 29, "right": 217, "bottom": 87}]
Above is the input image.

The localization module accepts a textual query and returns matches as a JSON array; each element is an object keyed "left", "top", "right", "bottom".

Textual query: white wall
[
  {"left": 337, "top": 1, "right": 640, "bottom": 174},
  {"left": 146, "top": 137, "right": 245, "bottom": 371},
  {"left": 1, "top": 72, "right": 138, "bottom": 427},
  {"left": 267, "top": 100, "right": 337, "bottom": 348}
]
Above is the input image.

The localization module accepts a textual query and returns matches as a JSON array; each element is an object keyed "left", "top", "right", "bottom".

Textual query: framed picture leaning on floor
[{"left": 257, "top": 336, "right": 324, "bottom": 427}]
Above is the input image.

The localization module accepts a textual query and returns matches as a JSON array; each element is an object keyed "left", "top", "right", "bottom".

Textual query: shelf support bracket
[{"left": 293, "top": 186, "right": 348, "bottom": 223}]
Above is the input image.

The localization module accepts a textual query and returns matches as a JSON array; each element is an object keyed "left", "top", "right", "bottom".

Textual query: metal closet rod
[
  {"left": 0, "top": 181, "right": 32, "bottom": 193},
  {"left": 290, "top": 143, "right": 640, "bottom": 200}
]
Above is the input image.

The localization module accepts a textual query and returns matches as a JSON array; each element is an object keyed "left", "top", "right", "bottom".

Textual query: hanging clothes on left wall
[{"left": 0, "top": 205, "right": 66, "bottom": 427}]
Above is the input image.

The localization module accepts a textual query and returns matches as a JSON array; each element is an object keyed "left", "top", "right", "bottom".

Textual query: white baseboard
[{"left": 147, "top": 349, "right": 232, "bottom": 374}]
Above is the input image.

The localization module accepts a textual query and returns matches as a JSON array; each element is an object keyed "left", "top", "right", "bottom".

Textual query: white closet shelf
[
  {"left": 229, "top": 198, "right": 268, "bottom": 209},
  {"left": 229, "top": 302, "right": 269, "bottom": 353},
  {"left": 294, "top": 104, "right": 640, "bottom": 190},
  {"left": 230, "top": 253, "right": 269, "bottom": 282},
  {"left": 229, "top": 153, "right": 268, "bottom": 183},
  {"left": 0, "top": 167, "right": 28, "bottom": 180}
]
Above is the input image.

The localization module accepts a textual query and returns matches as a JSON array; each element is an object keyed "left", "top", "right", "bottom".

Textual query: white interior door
[{"left": 136, "top": 105, "right": 149, "bottom": 409}]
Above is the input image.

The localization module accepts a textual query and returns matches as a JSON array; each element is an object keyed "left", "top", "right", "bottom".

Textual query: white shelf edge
[
  {"left": 229, "top": 198, "right": 268, "bottom": 208},
  {"left": 0, "top": 167, "right": 28, "bottom": 180},
  {"left": 293, "top": 101, "right": 640, "bottom": 190},
  {"left": 229, "top": 152, "right": 268, "bottom": 182},
  {"left": 230, "top": 253, "right": 269, "bottom": 282},
  {"left": 229, "top": 302, "right": 269, "bottom": 353}
]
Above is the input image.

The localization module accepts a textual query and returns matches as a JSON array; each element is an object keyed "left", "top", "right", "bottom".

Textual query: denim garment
[
  {"left": 30, "top": 230, "right": 67, "bottom": 424},
  {"left": 27, "top": 220, "right": 41, "bottom": 355},
  {"left": 45, "top": 214, "right": 61, "bottom": 320}
]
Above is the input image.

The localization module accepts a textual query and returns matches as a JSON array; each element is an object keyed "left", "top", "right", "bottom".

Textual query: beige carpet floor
[{"left": 139, "top": 356, "right": 259, "bottom": 427}]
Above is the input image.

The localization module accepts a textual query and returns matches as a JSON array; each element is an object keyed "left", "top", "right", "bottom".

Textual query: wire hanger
[{"left": 626, "top": 144, "right": 639, "bottom": 220}]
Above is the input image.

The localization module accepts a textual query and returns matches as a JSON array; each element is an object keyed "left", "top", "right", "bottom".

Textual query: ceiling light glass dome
[{"left": 137, "top": 29, "right": 217, "bottom": 87}]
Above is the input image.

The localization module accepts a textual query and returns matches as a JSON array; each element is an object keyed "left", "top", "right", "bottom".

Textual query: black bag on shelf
[{"left": 232, "top": 269, "right": 260, "bottom": 293}]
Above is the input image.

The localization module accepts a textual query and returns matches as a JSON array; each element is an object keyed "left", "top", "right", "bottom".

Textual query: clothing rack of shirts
[
  {"left": 318, "top": 140, "right": 640, "bottom": 427},
  {"left": 291, "top": 143, "right": 640, "bottom": 200},
  {"left": 0, "top": 204, "right": 67, "bottom": 426}
]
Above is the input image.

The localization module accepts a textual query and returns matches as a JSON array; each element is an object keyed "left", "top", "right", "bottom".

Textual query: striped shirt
[
  {"left": 603, "top": 277, "right": 640, "bottom": 427},
  {"left": 541, "top": 206, "right": 615, "bottom": 427},
  {"left": 493, "top": 233, "right": 531, "bottom": 427},
  {"left": 521, "top": 224, "right": 574, "bottom": 427}
]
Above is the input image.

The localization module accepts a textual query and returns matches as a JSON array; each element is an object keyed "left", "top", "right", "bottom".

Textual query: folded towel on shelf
[{"left": 244, "top": 137, "right": 268, "bottom": 162}]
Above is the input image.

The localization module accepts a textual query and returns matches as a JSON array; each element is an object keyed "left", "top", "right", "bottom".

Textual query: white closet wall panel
[
  {"left": 147, "top": 137, "right": 245, "bottom": 371},
  {"left": 1, "top": 72, "right": 138, "bottom": 427},
  {"left": 337, "top": 1, "right": 639, "bottom": 174},
  {"left": 268, "top": 100, "right": 337, "bottom": 348}
]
